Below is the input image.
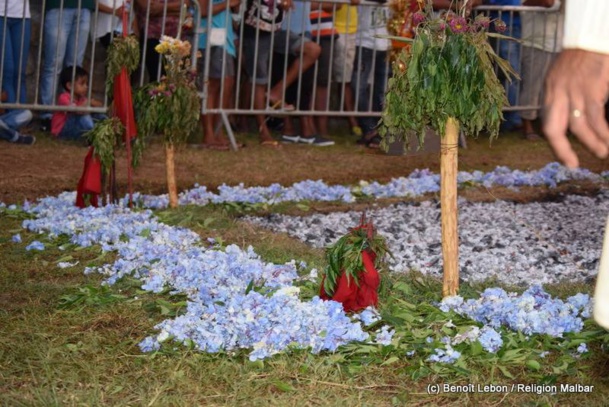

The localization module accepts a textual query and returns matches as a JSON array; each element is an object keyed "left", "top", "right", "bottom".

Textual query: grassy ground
[{"left": 2, "top": 128, "right": 609, "bottom": 405}]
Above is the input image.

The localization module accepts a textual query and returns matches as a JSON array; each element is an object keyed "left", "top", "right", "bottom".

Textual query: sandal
[
  {"left": 190, "top": 143, "right": 230, "bottom": 151},
  {"left": 203, "top": 143, "right": 231, "bottom": 151},
  {"left": 260, "top": 139, "right": 282, "bottom": 149},
  {"left": 366, "top": 135, "right": 382, "bottom": 149},
  {"left": 266, "top": 93, "right": 295, "bottom": 112},
  {"left": 356, "top": 133, "right": 382, "bottom": 149},
  {"left": 524, "top": 132, "right": 541, "bottom": 141}
]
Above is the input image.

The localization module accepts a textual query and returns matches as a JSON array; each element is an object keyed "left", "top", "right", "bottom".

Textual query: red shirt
[
  {"left": 136, "top": 0, "right": 180, "bottom": 39},
  {"left": 51, "top": 92, "right": 87, "bottom": 136}
]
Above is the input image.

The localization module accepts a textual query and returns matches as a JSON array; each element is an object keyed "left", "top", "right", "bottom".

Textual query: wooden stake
[
  {"left": 166, "top": 143, "right": 178, "bottom": 208},
  {"left": 441, "top": 117, "right": 459, "bottom": 297}
]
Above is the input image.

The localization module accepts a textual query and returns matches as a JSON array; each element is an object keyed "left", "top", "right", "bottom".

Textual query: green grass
[{"left": 2, "top": 201, "right": 609, "bottom": 407}]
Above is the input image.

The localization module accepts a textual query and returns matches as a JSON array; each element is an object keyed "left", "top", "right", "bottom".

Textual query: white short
[{"left": 332, "top": 33, "right": 356, "bottom": 83}]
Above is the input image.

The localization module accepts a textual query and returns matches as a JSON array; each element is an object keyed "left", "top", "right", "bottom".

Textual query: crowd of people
[{"left": 0, "top": 0, "right": 564, "bottom": 149}]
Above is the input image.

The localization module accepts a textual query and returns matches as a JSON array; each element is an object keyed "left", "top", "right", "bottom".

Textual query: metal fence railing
[{"left": 1, "top": 2, "right": 563, "bottom": 145}]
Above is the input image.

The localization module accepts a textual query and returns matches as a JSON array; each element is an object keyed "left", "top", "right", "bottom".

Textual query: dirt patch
[{"left": 2, "top": 130, "right": 607, "bottom": 204}]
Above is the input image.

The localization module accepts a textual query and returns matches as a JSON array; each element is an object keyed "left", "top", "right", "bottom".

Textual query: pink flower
[
  {"left": 448, "top": 16, "right": 468, "bottom": 33},
  {"left": 494, "top": 20, "right": 507, "bottom": 33},
  {"left": 412, "top": 11, "right": 426, "bottom": 26},
  {"left": 475, "top": 15, "right": 491, "bottom": 30}
]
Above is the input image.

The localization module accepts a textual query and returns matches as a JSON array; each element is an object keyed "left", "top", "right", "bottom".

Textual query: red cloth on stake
[
  {"left": 320, "top": 251, "right": 380, "bottom": 312},
  {"left": 113, "top": 68, "right": 137, "bottom": 141},
  {"left": 114, "top": 9, "right": 138, "bottom": 206},
  {"left": 75, "top": 11, "right": 136, "bottom": 208},
  {"left": 75, "top": 146, "right": 102, "bottom": 208}
]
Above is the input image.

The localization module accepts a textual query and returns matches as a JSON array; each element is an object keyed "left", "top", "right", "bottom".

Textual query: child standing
[{"left": 52, "top": 66, "right": 105, "bottom": 141}]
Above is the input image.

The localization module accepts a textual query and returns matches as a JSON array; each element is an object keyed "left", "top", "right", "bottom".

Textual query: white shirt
[
  {"left": 356, "top": 3, "right": 390, "bottom": 51},
  {"left": 563, "top": 0, "right": 609, "bottom": 54},
  {"left": 520, "top": 1, "right": 563, "bottom": 52},
  {"left": 91, "top": 0, "right": 126, "bottom": 40},
  {"left": 0, "top": 0, "right": 31, "bottom": 18}
]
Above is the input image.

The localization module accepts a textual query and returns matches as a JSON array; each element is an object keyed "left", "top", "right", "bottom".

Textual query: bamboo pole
[
  {"left": 441, "top": 117, "right": 460, "bottom": 297},
  {"left": 166, "top": 144, "right": 178, "bottom": 208}
]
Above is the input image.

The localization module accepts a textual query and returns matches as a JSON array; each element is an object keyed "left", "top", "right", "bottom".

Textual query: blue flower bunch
[
  {"left": 128, "top": 162, "right": 602, "bottom": 210},
  {"left": 133, "top": 180, "right": 355, "bottom": 209},
  {"left": 458, "top": 162, "right": 601, "bottom": 189},
  {"left": 26, "top": 240, "right": 45, "bottom": 251},
  {"left": 355, "top": 306, "right": 382, "bottom": 326},
  {"left": 450, "top": 325, "right": 504, "bottom": 353},
  {"left": 439, "top": 286, "right": 591, "bottom": 337},
  {"left": 427, "top": 344, "right": 462, "bottom": 364},
  {"left": 372, "top": 326, "right": 395, "bottom": 346},
  {"left": 22, "top": 193, "right": 163, "bottom": 248},
  {"left": 423, "top": 324, "right": 503, "bottom": 365},
  {"left": 146, "top": 291, "right": 369, "bottom": 360},
  {"left": 16, "top": 193, "right": 370, "bottom": 360}
]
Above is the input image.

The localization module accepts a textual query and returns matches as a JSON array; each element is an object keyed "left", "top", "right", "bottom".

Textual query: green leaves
[
  {"left": 106, "top": 35, "right": 140, "bottom": 98},
  {"left": 134, "top": 80, "right": 201, "bottom": 147},
  {"left": 85, "top": 117, "right": 124, "bottom": 174},
  {"left": 380, "top": 21, "right": 517, "bottom": 151},
  {"left": 58, "top": 284, "right": 127, "bottom": 310}
]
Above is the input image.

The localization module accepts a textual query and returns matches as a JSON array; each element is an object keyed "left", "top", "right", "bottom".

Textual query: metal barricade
[
  {"left": 0, "top": 0, "right": 198, "bottom": 115},
  {"left": 0, "top": 2, "right": 563, "bottom": 139},
  {"left": 196, "top": 2, "right": 564, "bottom": 140}
]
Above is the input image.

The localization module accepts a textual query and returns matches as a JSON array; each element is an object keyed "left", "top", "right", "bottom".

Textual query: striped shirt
[{"left": 310, "top": 8, "right": 337, "bottom": 38}]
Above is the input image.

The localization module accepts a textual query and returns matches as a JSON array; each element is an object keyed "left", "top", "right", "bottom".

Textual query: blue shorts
[{"left": 242, "top": 27, "right": 310, "bottom": 85}]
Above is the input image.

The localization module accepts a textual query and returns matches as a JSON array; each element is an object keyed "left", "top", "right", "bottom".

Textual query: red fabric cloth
[
  {"left": 113, "top": 9, "right": 137, "bottom": 205},
  {"left": 113, "top": 68, "right": 137, "bottom": 140},
  {"left": 320, "top": 251, "right": 380, "bottom": 312},
  {"left": 75, "top": 146, "right": 102, "bottom": 208}
]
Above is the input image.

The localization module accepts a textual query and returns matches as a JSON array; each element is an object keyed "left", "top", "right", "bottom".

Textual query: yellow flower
[{"left": 155, "top": 42, "right": 169, "bottom": 54}]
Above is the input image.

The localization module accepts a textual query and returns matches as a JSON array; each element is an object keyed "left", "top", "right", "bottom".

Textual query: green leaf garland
[
  {"left": 380, "top": 3, "right": 518, "bottom": 151},
  {"left": 322, "top": 220, "right": 391, "bottom": 297}
]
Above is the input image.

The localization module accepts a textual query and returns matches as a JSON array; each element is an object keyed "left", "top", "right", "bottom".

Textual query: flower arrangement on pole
[
  {"left": 380, "top": 0, "right": 516, "bottom": 296},
  {"left": 82, "top": 29, "right": 141, "bottom": 207},
  {"left": 135, "top": 36, "right": 201, "bottom": 208}
]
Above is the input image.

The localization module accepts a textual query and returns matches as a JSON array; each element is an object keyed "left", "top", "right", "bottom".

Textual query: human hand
[
  {"left": 114, "top": 5, "right": 125, "bottom": 16},
  {"left": 91, "top": 98, "right": 104, "bottom": 108},
  {"left": 350, "top": 0, "right": 361, "bottom": 5},
  {"left": 229, "top": 0, "right": 240, "bottom": 8},
  {"left": 543, "top": 49, "right": 609, "bottom": 168}
]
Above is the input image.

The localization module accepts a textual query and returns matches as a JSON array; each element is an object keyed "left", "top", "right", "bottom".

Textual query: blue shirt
[
  {"left": 486, "top": 0, "right": 521, "bottom": 27},
  {"left": 199, "top": 0, "right": 236, "bottom": 57},
  {"left": 281, "top": 1, "right": 311, "bottom": 35}
]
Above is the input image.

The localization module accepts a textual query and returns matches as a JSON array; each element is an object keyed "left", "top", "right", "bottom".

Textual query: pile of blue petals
[
  {"left": 19, "top": 194, "right": 370, "bottom": 360},
  {"left": 131, "top": 162, "right": 605, "bottom": 209},
  {"left": 439, "top": 286, "right": 591, "bottom": 337}
]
